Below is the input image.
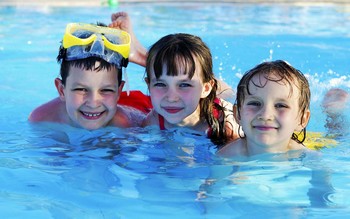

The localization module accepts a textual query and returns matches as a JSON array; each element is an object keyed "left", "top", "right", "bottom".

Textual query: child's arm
[
  {"left": 109, "top": 12, "right": 147, "bottom": 67},
  {"left": 321, "top": 88, "right": 349, "bottom": 136},
  {"left": 219, "top": 99, "right": 241, "bottom": 143},
  {"left": 28, "top": 97, "right": 66, "bottom": 123},
  {"left": 216, "top": 79, "right": 235, "bottom": 102}
]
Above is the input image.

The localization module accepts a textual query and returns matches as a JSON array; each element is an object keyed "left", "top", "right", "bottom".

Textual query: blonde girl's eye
[
  {"left": 246, "top": 100, "right": 261, "bottom": 107},
  {"left": 275, "top": 103, "right": 289, "bottom": 109}
]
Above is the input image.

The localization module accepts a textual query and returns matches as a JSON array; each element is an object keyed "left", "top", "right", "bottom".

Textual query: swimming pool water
[{"left": 1, "top": 2, "right": 350, "bottom": 218}]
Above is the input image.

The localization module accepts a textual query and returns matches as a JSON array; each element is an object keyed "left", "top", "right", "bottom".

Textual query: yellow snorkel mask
[{"left": 62, "top": 23, "right": 131, "bottom": 68}]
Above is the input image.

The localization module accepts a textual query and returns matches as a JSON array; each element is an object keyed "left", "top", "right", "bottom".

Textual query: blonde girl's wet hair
[
  {"left": 145, "top": 33, "right": 230, "bottom": 146},
  {"left": 235, "top": 60, "right": 311, "bottom": 143}
]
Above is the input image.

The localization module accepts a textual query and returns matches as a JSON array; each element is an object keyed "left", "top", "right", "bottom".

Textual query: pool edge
[{"left": 1, "top": 0, "right": 350, "bottom": 7}]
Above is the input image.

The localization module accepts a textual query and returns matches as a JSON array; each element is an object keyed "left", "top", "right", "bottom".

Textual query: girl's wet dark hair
[
  {"left": 236, "top": 60, "right": 311, "bottom": 143},
  {"left": 146, "top": 33, "right": 231, "bottom": 146}
]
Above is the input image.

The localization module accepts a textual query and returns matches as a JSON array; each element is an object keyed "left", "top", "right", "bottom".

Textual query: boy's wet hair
[
  {"left": 236, "top": 60, "right": 311, "bottom": 143},
  {"left": 56, "top": 22, "right": 122, "bottom": 86},
  {"left": 146, "top": 33, "right": 230, "bottom": 146}
]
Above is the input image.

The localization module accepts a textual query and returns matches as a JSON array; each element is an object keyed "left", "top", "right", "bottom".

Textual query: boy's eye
[
  {"left": 72, "top": 88, "right": 88, "bottom": 92},
  {"left": 101, "top": 89, "right": 116, "bottom": 93}
]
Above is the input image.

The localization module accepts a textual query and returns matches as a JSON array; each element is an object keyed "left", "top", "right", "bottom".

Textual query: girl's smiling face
[
  {"left": 148, "top": 62, "right": 212, "bottom": 127},
  {"left": 238, "top": 73, "right": 310, "bottom": 152}
]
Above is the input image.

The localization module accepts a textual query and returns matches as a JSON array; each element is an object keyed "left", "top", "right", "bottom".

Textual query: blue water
[{"left": 1, "top": 2, "right": 350, "bottom": 218}]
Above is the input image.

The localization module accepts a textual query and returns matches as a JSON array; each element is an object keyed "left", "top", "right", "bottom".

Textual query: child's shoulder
[
  {"left": 141, "top": 109, "right": 159, "bottom": 127},
  {"left": 216, "top": 139, "right": 247, "bottom": 157},
  {"left": 112, "top": 105, "right": 147, "bottom": 127},
  {"left": 217, "top": 97, "right": 233, "bottom": 108},
  {"left": 28, "top": 97, "right": 66, "bottom": 122}
]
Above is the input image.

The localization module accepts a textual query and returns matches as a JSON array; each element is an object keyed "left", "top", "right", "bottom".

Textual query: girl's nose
[{"left": 166, "top": 87, "right": 180, "bottom": 102}]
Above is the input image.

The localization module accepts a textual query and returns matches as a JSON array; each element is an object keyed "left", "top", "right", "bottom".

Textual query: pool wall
[{"left": 1, "top": 0, "right": 350, "bottom": 7}]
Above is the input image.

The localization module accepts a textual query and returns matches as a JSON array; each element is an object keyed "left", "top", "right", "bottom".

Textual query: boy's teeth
[{"left": 83, "top": 112, "right": 101, "bottom": 117}]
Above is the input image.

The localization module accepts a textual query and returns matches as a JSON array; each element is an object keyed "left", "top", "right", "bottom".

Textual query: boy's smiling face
[{"left": 58, "top": 62, "right": 123, "bottom": 130}]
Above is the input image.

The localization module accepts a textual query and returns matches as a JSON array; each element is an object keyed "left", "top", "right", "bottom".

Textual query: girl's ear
[
  {"left": 201, "top": 79, "right": 214, "bottom": 98},
  {"left": 144, "top": 77, "right": 149, "bottom": 84},
  {"left": 297, "top": 109, "right": 311, "bottom": 131},
  {"left": 55, "top": 78, "right": 65, "bottom": 101},
  {"left": 115, "top": 81, "right": 125, "bottom": 102},
  {"left": 144, "top": 77, "right": 150, "bottom": 88}
]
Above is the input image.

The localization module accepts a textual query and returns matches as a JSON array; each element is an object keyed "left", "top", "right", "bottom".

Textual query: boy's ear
[
  {"left": 55, "top": 78, "right": 65, "bottom": 101},
  {"left": 201, "top": 79, "right": 214, "bottom": 98},
  {"left": 118, "top": 81, "right": 125, "bottom": 93}
]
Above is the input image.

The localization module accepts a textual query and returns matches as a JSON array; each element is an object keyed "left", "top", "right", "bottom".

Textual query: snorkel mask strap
[
  {"left": 121, "top": 58, "right": 130, "bottom": 95},
  {"left": 121, "top": 58, "right": 129, "bottom": 68}
]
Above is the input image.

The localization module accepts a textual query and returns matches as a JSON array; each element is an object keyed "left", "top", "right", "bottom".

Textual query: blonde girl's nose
[{"left": 257, "top": 105, "right": 274, "bottom": 120}]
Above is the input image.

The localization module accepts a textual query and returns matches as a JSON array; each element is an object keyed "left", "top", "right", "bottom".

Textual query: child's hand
[
  {"left": 109, "top": 11, "right": 131, "bottom": 33},
  {"left": 322, "top": 88, "right": 349, "bottom": 115}
]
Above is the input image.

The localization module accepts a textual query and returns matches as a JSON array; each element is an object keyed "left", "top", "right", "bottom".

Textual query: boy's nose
[{"left": 85, "top": 92, "right": 102, "bottom": 108}]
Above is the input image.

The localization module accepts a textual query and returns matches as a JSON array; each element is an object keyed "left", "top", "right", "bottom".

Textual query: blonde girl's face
[
  {"left": 238, "top": 74, "right": 310, "bottom": 152},
  {"left": 148, "top": 62, "right": 212, "bottom": 127}
]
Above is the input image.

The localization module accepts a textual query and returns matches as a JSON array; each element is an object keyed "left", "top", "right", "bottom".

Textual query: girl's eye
[
  {"left": 153, "top": 82, "right": 166, "bottom": 87},
  {"left": 179, "top": 83, "right": 192, "bottom": 88}
]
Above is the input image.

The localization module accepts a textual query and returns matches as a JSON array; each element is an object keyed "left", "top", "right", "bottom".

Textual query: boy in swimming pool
[
  {"left": 28, "top": 23, "right": 150, "bottom": 130},
  {"left": 217, "top": 60, "right": 311, "bottom": 157}
]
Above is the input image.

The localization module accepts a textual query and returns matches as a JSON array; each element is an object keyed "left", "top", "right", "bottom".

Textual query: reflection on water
[{"left": 1, "top": 122, "right": 349, "bottom": 217}]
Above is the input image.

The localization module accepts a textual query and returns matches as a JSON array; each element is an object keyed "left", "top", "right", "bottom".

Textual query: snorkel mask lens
[{"left": 62, "top": 23, "right": 130, "bottom": 68}]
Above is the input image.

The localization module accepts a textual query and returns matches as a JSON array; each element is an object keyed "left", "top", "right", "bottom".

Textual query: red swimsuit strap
[
  {"left": 207, "top": 98, "right": 221, "bottom": 137},
  {"left": 158, "top": 114, "right": 166, "bottom": 130}
]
